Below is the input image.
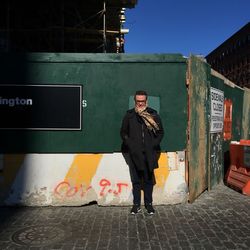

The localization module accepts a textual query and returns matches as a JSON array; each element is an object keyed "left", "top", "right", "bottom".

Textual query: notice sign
[
  {"left": 210, "top": 87, "right": 224, "bottom": 133},
  {"left": 0, "top": 84, "right": 82, "bottom": 130}
]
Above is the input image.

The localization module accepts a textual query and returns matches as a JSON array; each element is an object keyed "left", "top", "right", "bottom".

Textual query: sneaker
[
  {"left": 130, "top": 205, "right": 141, "bottom": 215},
  {"left": 145, "top": 204, "right": 155, "bottom": 215}
]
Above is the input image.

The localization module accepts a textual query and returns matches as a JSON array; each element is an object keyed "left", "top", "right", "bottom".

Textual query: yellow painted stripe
[
  {"left": 155, "top": 153, "right": 169, "bottom": 187},
  {"left": 65, "top": 154, "right": 102, "bottom": 188}
]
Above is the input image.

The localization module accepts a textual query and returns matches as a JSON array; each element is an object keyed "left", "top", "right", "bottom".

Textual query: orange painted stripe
[
  {"left": 65, "top": 154, "right": 102, "bottom": 188},
  {"left": 155, "top": 153, "right": 169, "bottom": 187}
]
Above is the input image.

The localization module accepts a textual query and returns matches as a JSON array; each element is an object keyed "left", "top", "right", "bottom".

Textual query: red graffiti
[
  {"left": 114, "top": 183, "right": 129, "bottom": 195},
  {"left": 99, "top": 178, "right": 129, "bottom": 196},
  {"left": 99, "top": 179, "right": 111, "bottom": 196},
  {"left": 54, "top": 178, "right": 129, "bottom": 199},
  {"left": 54, "top": 181, "right": 91, "bottom": 198}
]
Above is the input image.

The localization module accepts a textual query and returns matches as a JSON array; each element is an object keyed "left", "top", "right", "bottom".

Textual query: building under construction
[
  {"left": 0, "top": 0, "right": 137, "bottom": 53},
  {"left": 206, "top": 22, "right": 250, "bottom": 88}
]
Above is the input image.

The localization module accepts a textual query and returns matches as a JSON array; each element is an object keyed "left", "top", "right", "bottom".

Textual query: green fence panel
[
  {"left": 223, "top": 84, "right": 244, "bottom": 152},
  {"left": 209, "top": 74, "right": 224, "bottom": 189},
  {"left": 0, "top": 53, "right": 187, "bottom": 153},
  {"left": 241, "top": 88, "right": 250, "bottom": 139},
  {"left": 223, "top": 83, "right": 244, "bottom": 175}
]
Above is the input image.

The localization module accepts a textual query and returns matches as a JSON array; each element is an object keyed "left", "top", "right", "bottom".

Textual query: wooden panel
[{"left": 187, "top": 55, "right": 209, "bottom": 203}]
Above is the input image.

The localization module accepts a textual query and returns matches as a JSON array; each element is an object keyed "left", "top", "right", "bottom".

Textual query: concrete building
[{"left": 206, "top": 22, "right": 250, "bottom": 88}]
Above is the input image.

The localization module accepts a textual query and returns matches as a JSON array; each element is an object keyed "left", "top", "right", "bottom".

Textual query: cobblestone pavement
[{"left": 0, "top": 184, "right": 249, "bottom": 250}]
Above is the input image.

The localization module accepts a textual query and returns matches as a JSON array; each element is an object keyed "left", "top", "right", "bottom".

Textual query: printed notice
[{"left": 210, "top": 87, "right": 224, "bottom": 133}]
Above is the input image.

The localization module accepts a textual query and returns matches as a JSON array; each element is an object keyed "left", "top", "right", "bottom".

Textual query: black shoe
[
  {"left": 130, "top": 205, "right": 141, "bottom": 215},
  {"left": 145, "top": 204, "right": 155, "bottom": 215}
]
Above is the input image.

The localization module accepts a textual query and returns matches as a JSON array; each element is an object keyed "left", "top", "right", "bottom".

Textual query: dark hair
[{"left": 134, "top": 90, "right": 148, "bottom": 100}]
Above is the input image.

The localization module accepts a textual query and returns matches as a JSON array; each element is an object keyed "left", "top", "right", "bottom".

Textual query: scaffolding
[{"left": 0, "top": 0, "right": 137, "bottom": 53}]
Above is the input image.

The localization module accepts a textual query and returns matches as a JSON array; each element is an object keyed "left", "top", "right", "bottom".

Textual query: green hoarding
[{"left": 0, "top": 53, "right": 187, "bottom": 153}]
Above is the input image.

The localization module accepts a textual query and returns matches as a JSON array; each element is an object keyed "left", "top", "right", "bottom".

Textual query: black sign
[{"left": 0, "top": 84, "right": 82, "bottom": 130}]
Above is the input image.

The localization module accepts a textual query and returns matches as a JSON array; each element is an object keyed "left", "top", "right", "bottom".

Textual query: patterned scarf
[{"left": 135, "top": 106, "right": 159, "bottom": 133}]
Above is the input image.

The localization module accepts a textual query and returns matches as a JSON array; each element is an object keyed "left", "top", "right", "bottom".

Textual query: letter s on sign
[{"left": 82, "top": 100, "right": 87, "bottom": 108}]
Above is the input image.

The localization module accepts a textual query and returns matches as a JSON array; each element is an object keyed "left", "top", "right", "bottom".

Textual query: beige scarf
[{"left": 135, "top": 106, "right": 159, "bottom": 133}]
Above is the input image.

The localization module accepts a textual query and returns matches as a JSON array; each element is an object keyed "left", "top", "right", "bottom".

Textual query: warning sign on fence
[{"left": 210, "top": 87, "right": 224, "bottom": 133}]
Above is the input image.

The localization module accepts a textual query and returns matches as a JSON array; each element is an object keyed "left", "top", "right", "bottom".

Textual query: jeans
[{"left": 129, "top": 164, "right": 155, "bottom": 205}]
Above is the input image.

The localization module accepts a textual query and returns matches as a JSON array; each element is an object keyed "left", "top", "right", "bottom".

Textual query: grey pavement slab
[{"left": 0, "top": 184, "right": 249, "bottom": 250}]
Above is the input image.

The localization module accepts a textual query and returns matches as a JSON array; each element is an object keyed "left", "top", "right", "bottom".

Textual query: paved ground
[{"left": 0, "top": 184, "right": 249, "bottom": 250}]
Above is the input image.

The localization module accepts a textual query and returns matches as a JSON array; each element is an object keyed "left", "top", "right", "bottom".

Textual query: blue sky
[{"left": 124, "top": 0, "right": 250, "bottom": 57}]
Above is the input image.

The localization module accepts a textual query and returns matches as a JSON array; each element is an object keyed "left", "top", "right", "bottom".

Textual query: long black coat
[{"left": 120, "top": 107, "right": 164, "bottom": 172}]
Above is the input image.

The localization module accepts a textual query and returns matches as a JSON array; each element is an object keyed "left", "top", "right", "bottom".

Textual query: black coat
[{"left": 120, "top": 107, "right": 164, "bottom": 172}]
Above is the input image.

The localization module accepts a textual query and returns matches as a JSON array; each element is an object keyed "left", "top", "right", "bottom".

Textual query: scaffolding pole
[{"left": 103, "top": 1, "right": 106, "bottom": 53}]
